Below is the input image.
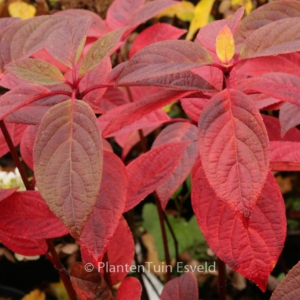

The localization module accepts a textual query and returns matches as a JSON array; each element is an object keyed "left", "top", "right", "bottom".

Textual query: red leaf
[
  {"left": 152, "top": 123, "right": 198, "bottom": 210},
  {"left": 262, "top": 114, "right": 300, "bottom": 142},
  {"left": 125, "top": 0, "right": 177, "bottom": 34},
  {"left": 271, "top": 261, "right": 300, "bottom": 300},
  {"left": 198, "top": 89, "right": 269, "bottom": 217},
  {"left": 102, "top": 139, "right": 113, "bottom": 152},
  {"left": 180, "top": 97, "right": 207, "bottom": 123},
  {"left": 240, "top": 73, "right": 300, "bottom": 107},
  {"left": 20, "top": 125, "right": 38, "bottom": 170},
  {"left": 100, "top": 217, "right": 135, "bottom": 285},
  {"left": 191, "top": 66, "right": 223, "bottom": 90},
  {"left": 0, "top": 191, "right": 69, "bottom": 239},
  {"left": 236, "top": 54, "right": 300, "bottom": 78},
  {"left": 106, "top": 0, "right": 144, "bottom": 30},
  {"left": 118, "top": 40, "right": 212, "bottom": 84},
  {"left": 5, "top": 84, "right": 71, "bottom": 125},
  {"left": 81, "top": 58, "right": 112, "bottom": 107},
  {"left": 192, "top": 159, "right": 286, "bottom": 291},
  {"left": 0, "top": 230, "right": 47, "bottom": 256},
  {"left": 280, "top": 103, "right": 300, "bottom": 137},
  {"left": 55, "top": 9, "right": 107, "bottom": 38},
  {"left": 0, "top": 84, "right": 50, "bottom": 120},
  {"left": 0, "top": 188, "right": 18, "bottom": 202},
  {"left": 99, "top": 87, "right": 128, "bottom": 111},
  {"left": 117, "top": 127, "right": 155, "bottom": 159},
  {"left": 44, "top": 17, "right": 91, "bottom": 68},
  {"left": 125, "top": 142, "right": 190, "bottom": 212},
  {"left": 270, "top": 141, "right": 300, "bottom": 162},
  {"left": 99, "top": 107, "right": 169, "bottom": 138},
  {"left": 129, "top": 23, "right": 185, "bottom": 58},
  {"left": 79, "top": 151, "right": 127, "bottom": 263},
  {"left": 116, "top": 277, "right": 142, "bottom": 300},
  {"left": 33, "top": 99, "right": 103, "bottom": 238},
  {"left": 70, "top": 262, "right": 113, "bottom": 300},
  {"left": 121, "top": 70, "right": 216, "bottom": 92},
  {"left": 240, "top": 18, "right": 300, "bottom": 59},
  {"left": 0, "top": 121, "right": 27, "bottom": 157},
  {"left": 161, "top": 272, "right": 198, "bottom": 300},
  {"left": 102, "top": 90, "right": 191, "bottom": 137},
  {"left": 235, "top": 1, "right": 300, "bottom": 44}
]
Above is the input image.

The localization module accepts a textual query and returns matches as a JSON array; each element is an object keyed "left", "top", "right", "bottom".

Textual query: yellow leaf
[
  {"left": 231, "top": 0, "right": 253, "bottom": 15},
  {"left": 8, "top": 1, "right": 36, "bottom": 20},
  {"left": 186, "top": 0, "right": 215, "bottom": 40},
  {"left": 157, "top": 1, "right": 195, "bottom": 22},
  {"left": 22, "top": 289, "right": 45, "bottom": 300},
  {"left": 216, "top": 25, "right": 235, "bottom": 64}
]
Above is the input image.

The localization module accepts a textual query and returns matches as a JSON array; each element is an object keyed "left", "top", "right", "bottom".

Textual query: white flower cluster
[{"left": 0, "top": 167, "right": 25, "bottom": 190}]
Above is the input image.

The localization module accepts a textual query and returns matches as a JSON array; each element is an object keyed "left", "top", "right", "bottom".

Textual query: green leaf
[
  {"left": 143, "top": 204, "right": 204, "bottom": 261},
  {"left": 5, "top": 59, "right": 65, "bottom": 85},
  {"left": 79, "top": 28, "right": 125, "bottom": 77}
]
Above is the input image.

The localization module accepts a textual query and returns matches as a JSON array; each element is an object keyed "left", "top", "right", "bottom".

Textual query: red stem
[
  {"left": 0, "top": 120, "right": 77, "bottom": 300},
  {"left": 154, "top": 193, "right": 172, "bottom": 282},
  {"left": 81, "top": 83, "right": 114, "bottom": 98},
  {"left": 217, "top": 258, "right": 227, "bottom": 300}
]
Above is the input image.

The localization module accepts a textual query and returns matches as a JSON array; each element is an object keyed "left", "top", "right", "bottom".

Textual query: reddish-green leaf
[
  {"left": 55, "top": 9, "right": 107, "bottom": 38},
  {"left": 106, "top": 0, "right": 144, "bottom": 30},
  {"left": 0, "top": 16, "right": 82, "bottom": 72},
  {"left": 129, "top": 23, "right": 186, "bottom": 58},
  {"left": 70, "top": 262, "right": 113, "bottom": 300},
  {"left": 125, "top": 142, "right": 190, "bottom": 212},
  {"left": 161, "top": 272, "right": 198, "bottom": 300},
  {"left": 118, "top": 40, "right": 212, "bottom": 84},
  {"left": 5, "top": 59, "right": 65, "bottom": 85},
  {"left": 240, "top": 18, "right": 300, "bottom": 59},
  {"left": 271, "top": 261, "right": 300, "bottom": 300},
  {"left": 79, "top": 151, "right": 127, "bottom": 263},
  {"left": 198, "top": 89, "right": 269, "bottom": 217},
  {"left": 79, "top": 28, "right": 125, "bottom": 77},
  {"left": 235, "top": 1, "right": 300, "bottom": 44},
  {"left": 152, "top": 123, "right": 198, "bottom": 210},
  {"left": 116, "top": 277, "right": 142, "bottom": 300},
  {"left": 102, "top": 90, "right": 191, "bottom": 137},
  {"left": 45, "top": 17, "right": 91, "bottom": 68},
  {"left": 192, "top": 159, "right": 286, "bottom": 291},
  {"left": 33, "top": 99, "right": 103, "bottom": 238},
  {"left": 0, "top": 191, "right": 69, "bottom": 239}
]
